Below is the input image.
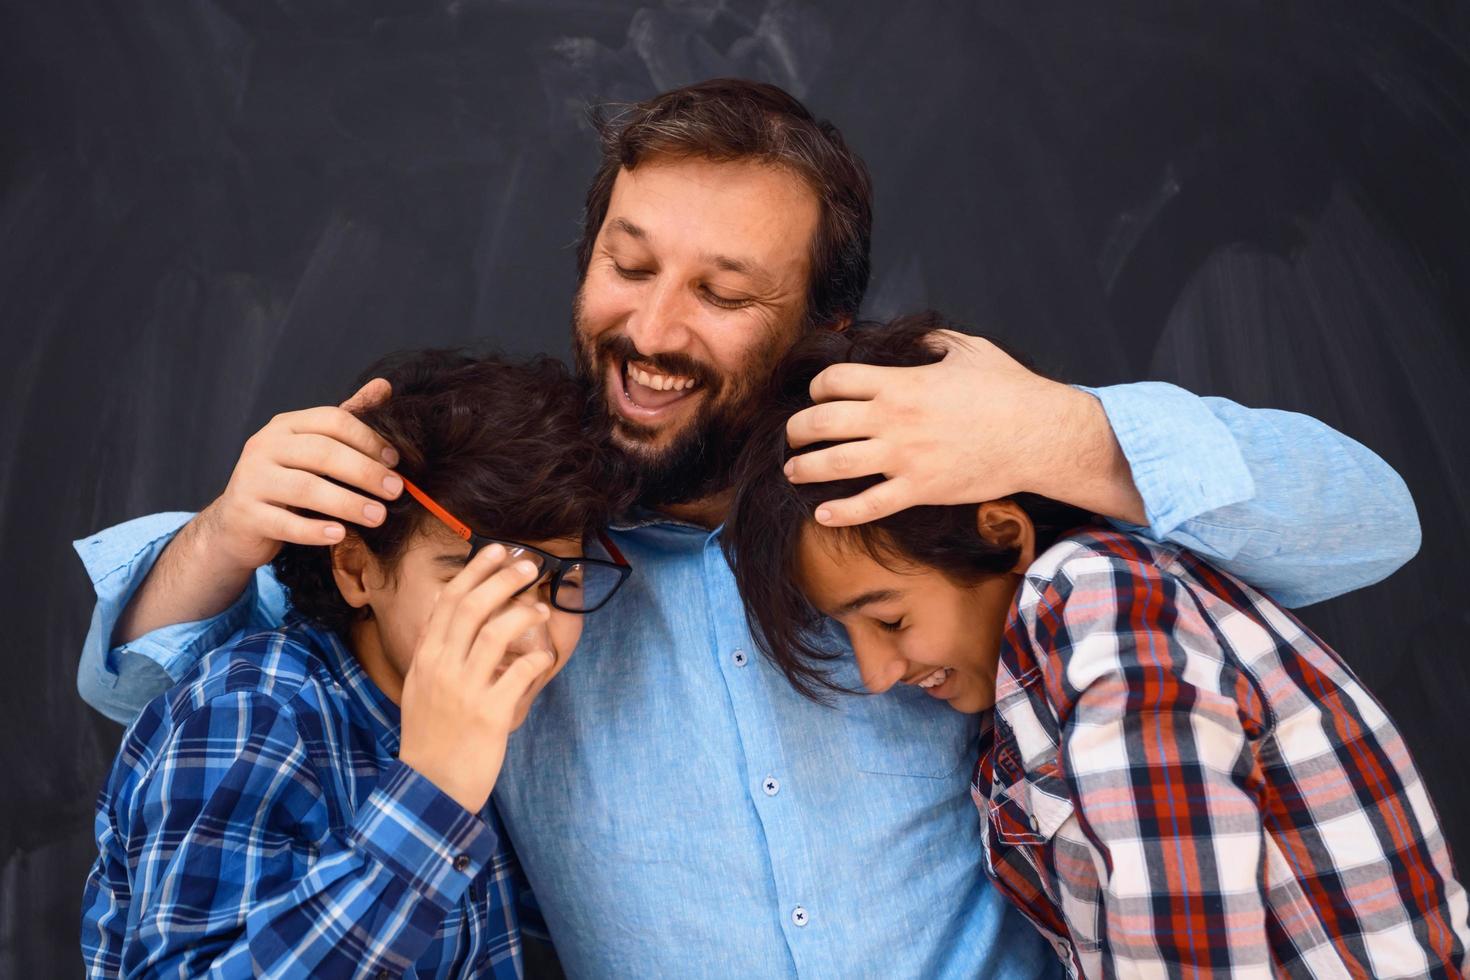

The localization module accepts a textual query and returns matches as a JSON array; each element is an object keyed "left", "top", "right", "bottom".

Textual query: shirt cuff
[
  {"left": 73, "top": 512, "right": 260, "bottom": 689},
  {"left": 1081, "top": 382, "right": 1257, "bottom": 539},
  {"left": 349, "top": 760, "right": 499, "bottom": 913}
]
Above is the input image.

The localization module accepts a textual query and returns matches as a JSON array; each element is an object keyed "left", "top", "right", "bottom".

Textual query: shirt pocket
[
  {"left": 985, "top": 709, "right": 1075, "bottom": 844},
  {"left": 987, "top": 766, "right": 1076, "bottom": 848},
  {"left": 983, "top": 714, "right": 1080, "bottom": 921},
  {"left": 846, "top": 683, "right": 976, "bottom": 779}
]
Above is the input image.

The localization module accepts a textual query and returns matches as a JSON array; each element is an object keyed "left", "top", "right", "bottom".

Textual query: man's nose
[
  {"left": 624, "top": 278, "right": 692, "bottom": 355},
  {"left": 853, "top": 644, "right": 907, "bottom": 695}
]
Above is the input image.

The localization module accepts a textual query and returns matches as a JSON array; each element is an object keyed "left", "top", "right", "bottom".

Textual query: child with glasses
[
  {"left": 82, "top": 350, "right": 632, "bottom": 978},
  {"left": 725, "top": 315, "right": 1469, "bottom": 978}
]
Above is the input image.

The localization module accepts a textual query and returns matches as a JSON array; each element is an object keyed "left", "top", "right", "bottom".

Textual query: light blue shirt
[{"left": 73, "top": 383, "right": 1420, "bottom": 978}]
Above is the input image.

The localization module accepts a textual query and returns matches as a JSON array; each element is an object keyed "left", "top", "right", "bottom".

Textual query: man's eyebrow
[
  {"left": 835, "top": 589, "right": 902, "bottom": 615},
  {"left": 607, "top": 217, "right": 773, "bottom": 288},
  {"left": 701, "top": 251, "right": 773, "bottom": 287},
  {"left": 608, "top": 217, "right": 646, "bottom": 240},
  {"left": 433, "top": 552, "right": 470, "bottom": 568}
]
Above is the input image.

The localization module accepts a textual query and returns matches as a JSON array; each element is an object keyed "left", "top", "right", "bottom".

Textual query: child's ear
[
  {"left": 975, "top": 500, "right": 1036, "bottom": 573},
  {"left": 330, "top": 537, "right": 376, "bottom": 610}
]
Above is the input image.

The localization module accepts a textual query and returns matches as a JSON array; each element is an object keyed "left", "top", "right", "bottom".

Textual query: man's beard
[{"left": 573, "top": 310, "right": 785, "bottom": 511}]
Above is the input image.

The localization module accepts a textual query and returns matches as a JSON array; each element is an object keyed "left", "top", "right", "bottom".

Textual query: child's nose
[{"left": 854, "top": 646, "right": 907, "bottom": 695}]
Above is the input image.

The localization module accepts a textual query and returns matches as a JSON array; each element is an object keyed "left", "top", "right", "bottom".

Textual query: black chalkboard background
[{"left": 4, "top": 1, "right": 1468, "bottom": 974}]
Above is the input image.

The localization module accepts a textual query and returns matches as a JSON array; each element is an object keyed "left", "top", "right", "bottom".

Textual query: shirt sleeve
[
  {"left": 73, "top": 512, "right": 290, "bottom": 723},
  {"left": 1084, "top": 382, "right": 1421, "bottom": 607},
  {"left": 115, "top": 691, "right": 501, "bottom": 978},
  {"left": 1026, "top": 550, "right": 1275, "bottom": 974}
]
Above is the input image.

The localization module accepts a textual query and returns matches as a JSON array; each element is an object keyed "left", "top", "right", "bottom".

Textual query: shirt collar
[
  {"left": 286, "top": 613, "right": 403, "bottom": 757},
  {"left": 611, "top": 504, "right": 707, "bottom": 533},
  {"left": 610, "top": 505, "right": 726, "bottom": 540}
]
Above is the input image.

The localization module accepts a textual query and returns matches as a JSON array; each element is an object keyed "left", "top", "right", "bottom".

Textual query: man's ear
[
  {"left": 824, "top": 316, "right": 853, "bottom": 334},
  {"left": 330, "top": 537, "right": 376, "bottom": 610},
  {"left": 975, "top": 500, "right": 1036, "bottom": 573}
]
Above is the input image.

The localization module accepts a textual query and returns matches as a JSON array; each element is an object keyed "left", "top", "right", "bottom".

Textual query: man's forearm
[
  {"left": 112, "top": 504, "right": 256, "bottom": 646},
  {"left": 1032, "top": 387, "right": 1147, "bottom": 525}
]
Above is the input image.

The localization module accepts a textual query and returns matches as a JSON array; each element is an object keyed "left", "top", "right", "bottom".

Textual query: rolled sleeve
[
  {"left": 349, "top": 760, "right": 499, "bottom": 913},
  {"left": 1084, "top": 383, "right": 1421, "bottom": 607},
  {"left": 73, "top": 512, "right": 285, "bottom": 723},
  {"left": 1083, "top": 382, "right": 1256, "bottom": 542}
]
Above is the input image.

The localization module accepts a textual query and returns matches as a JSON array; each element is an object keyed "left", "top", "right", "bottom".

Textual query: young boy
[
  {"left": 725, "top": 315, "right": 1469, "bottom": 978},
  {"left": 81, "top": 350, "right": 631, "bottom": 978}
]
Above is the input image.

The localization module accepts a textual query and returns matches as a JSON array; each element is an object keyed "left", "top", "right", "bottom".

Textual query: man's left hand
[{"left": 783, "top": 329, "right": 1145, "bottom": 527}]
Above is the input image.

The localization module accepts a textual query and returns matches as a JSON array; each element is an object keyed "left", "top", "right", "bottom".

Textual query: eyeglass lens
[{"left": 484, "top": 544, "right": 620, "bottom": 613}]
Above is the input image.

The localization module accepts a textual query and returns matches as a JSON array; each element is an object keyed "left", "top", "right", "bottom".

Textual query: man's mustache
[{"left": 594, "top": 335, "right": 720, "bottom": 393}]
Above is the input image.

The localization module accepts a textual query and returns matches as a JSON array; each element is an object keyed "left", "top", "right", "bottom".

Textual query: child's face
[
  {"left": 796, "top": 526, "right": 1021, "bottom": 714},
  {"left": 357, "top": 525, "right": 587, "bottom": 729}
]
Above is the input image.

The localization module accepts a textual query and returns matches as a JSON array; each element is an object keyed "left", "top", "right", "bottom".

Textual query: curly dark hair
[
  {"left": 722, "top": 312, "right": 1091, "bottom": 701},
  {"left": 273, "top": 349, "right": 630, "bottom": 638}
]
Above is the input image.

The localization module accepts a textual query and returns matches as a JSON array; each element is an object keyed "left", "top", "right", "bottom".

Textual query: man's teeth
[
  {"left": 627, "top": 363, "right": 699, "bottom": 392},
  {"left": 915, "top": 668, "right": 951, "bottom": 690}
]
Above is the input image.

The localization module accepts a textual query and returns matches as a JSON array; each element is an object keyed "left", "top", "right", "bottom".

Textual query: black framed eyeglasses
[{"left": 399, "top": 475, "right": 632, "bottom": 614}]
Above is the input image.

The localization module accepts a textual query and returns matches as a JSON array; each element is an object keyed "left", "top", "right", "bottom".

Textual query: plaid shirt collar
[{"left": 285, "top": 613, "right": 402, "bottom": 758}]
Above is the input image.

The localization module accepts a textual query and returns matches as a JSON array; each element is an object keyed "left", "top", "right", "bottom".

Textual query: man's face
[{"left": 574, "top": 155, "right": 822, "bottom": 506}]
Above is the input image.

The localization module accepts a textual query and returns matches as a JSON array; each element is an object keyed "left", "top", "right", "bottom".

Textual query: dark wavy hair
[
  {"left": 576, "top": 78, "right": 873, "bottom": 330},
  {"left": 273, "top": 349, "right": 630, "bottom": 638},
  {"left": 723, "top": 313, "right": 1091, "bottom": 701}
]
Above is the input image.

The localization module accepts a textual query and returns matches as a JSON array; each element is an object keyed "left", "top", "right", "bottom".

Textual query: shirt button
[
  {"left": 762, "top": 776, "right": 780, "bottom": 796},
  {"left": 791, "top": 905, "right": 809, "bottom": 927},
  {"left": 453, "top": 854, "right": 471, "bottom": 872},
  {"left": 732, "top": 649, "right": 748, "bottom": 667},
  {"left": 1029, "top": 815, "right": 1041, "bottom": 833}
]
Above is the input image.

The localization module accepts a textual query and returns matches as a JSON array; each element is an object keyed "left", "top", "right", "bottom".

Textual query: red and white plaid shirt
[{"left": 976, "top": 528, "right": 1468, "bottom": 978}]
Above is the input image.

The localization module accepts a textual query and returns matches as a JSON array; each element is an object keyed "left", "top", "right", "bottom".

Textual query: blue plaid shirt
[{"left": 81, "top": 615, "right": 526, "bottom": 979}]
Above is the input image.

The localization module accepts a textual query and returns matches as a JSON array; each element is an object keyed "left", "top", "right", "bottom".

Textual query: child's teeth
[{"left": 917, "top": 668, "right": 950, "bottom": 689}]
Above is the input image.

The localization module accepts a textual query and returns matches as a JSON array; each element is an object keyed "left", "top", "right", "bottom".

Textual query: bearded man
[{"left": 76, "top": 80, "right": 1418, "bottom": 978}]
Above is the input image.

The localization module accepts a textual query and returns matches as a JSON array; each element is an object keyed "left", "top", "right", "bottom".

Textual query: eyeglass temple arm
[
  {"left": 398, "top": 476, "right": 473, "bottom": 543},
  {"left": 598, "top": 531, "right": 629, "bottom": 568},
  {"left": 403, "top": 474, "right": 626, "bottom": 570}
]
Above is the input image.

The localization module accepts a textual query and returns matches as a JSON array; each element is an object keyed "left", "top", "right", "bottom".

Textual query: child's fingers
[
  {"left": 466, "top": 601, "right": 550, "bottom": 684},
  {"left": 488, "top": 649, "right": 556, "bottom": 707},
  {"left": 420, "top": 544, "right": 507, "bottom": 660},
  {"left": 441, "top": 558, "right": 542, "bottom": 661}
]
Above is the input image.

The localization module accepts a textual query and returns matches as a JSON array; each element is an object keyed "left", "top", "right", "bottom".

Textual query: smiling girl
[{"left": 726, "top": 315, "right": 1469, "bottom": 978}]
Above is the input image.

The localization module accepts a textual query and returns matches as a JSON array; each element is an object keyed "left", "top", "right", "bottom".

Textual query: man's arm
[
  {"left": 110, "top": 503, "right": 258, "bottom": 646},
  {"left": 76, "top": 382, "right": 401, "bottom": 723},
  {"left": 115, "top": 381, "right": 400, "bottom": 647},
  {"left": 1088, "top": 382, "right": 1418, "bottom": 606},
  {"left": 74, "top": 511, "right": 280, "bottom": 724},
  {"left": 785, "top": 330, "right": 1419, "bottom": 607}
]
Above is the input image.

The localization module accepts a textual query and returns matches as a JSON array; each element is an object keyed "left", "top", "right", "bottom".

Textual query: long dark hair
[
  {"left": 273, "top": 349, "right": 631, "bottom": 638},
  {"left": 723, "top": 312, "right": 1091, "bottom": 700}
]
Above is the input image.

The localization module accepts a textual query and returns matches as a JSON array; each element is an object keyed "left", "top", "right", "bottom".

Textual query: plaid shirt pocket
[{"left": 979, "top": 672, "right": 1107, "bottom": 975}]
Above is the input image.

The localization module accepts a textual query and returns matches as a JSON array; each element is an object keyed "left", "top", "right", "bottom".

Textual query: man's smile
[{"left": 608, "top": 356, "right": 707, "bottom": 425}]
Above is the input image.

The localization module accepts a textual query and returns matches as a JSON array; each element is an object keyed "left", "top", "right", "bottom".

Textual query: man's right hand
[
  {"left": 398, "top": 545, "right": 557, "bottom": 814},
  {"left": 110, "top": 379, "right": 401, "bottom": 649},
  {"left": 204, "top": 378, "right": 403, "bottom": 572}
]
